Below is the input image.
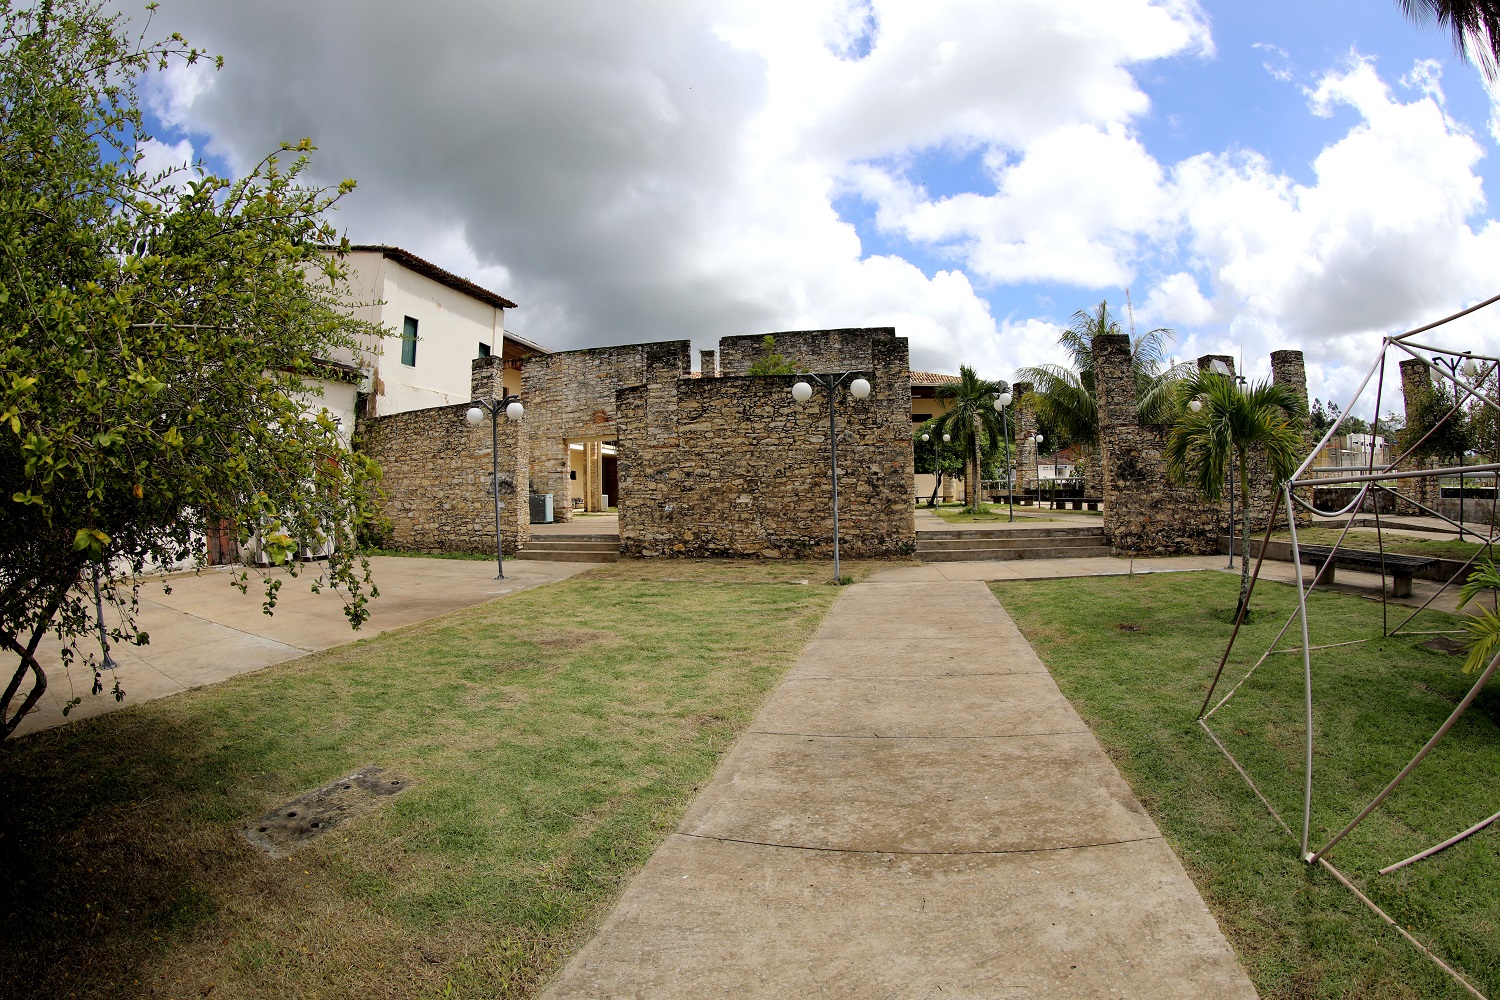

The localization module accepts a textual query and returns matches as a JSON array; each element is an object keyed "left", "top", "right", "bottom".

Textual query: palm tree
[
  {"left": 931, "top": 366, "right": 1006, "bottom": 512},
  {"left": 1166, "top": 372, "right": 1307, "bottom": 614},
  {"left": 1017, "top": 301, "right": 1191, "bottom": 494},
  {"left": 1396, "top": 1, "right": 1500, "bottom": 79}
]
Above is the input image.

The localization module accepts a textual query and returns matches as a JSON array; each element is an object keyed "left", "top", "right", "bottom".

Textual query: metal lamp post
[
  {"left": 465, "top": 394, "right": 524, "bottom": 579},
  {"left": 1429, "top": 353, "right": 1472, "bottom": 541},
  {"left": 994, "top": 392, "right": 1014, "bottom": 522},
  {"left": 1033, "top": 433, "right": 1044, "bottom": 509},
  {"left": 792, "top": 372, "right": 872, "bottom": 584}
]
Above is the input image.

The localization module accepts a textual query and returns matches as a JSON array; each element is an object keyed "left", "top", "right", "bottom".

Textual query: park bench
[{"left": 1295, "top": 544, "right": 1436, "bottom": 598}]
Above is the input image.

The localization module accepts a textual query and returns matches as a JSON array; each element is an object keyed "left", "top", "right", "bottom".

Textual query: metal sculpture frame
[{"left": 1195, "top": 294, "right": 1500, "bottom": 999}]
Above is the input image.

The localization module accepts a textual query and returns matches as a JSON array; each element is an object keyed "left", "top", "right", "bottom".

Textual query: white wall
[
  {"left": 371, "top": 257, "right": 503, "bottom": 415},
  {"left": 324, "top": 250, "right": 507, "bottom": 416}
]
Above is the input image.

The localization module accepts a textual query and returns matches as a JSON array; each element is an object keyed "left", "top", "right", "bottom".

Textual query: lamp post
[
  {"left": 994, "top": 391, "right": 1014, "bottom": 522},
  {"left": 1033, "top": 432, "right": 1044, "bottom": 509},
  {"left": 792, "top": 372, "right": 872, "bottom": 584},
  {"left": 465, "top": 393, "right": 524, "bottom": 579},
  {"left": 1429, "top": 353, "right": 1471, "bottom": 540}
]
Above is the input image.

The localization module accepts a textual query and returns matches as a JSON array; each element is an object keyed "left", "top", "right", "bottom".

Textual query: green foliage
[
  {"left": 1166, "top": 371, "right": 1306, "bottom": 610},
  {"left": 0, "top": 0, "right": 385, "bottom": 737},
  {"left": 745, "top": 334, "right": 802, "bottom": 375},
  {"left": 1457, "top": 558, "right": 1500, "bottom": 675},
  {"left": 1309, "top": 397, "right": 1370, "bottom": 435},
  {"left": 931, "top": 365, "right": 1006, "bottom": 512},
  {"left": 1402, "top": 377, "right": 1471, "bottom": 462},
  {"left": 1015, "top": 300, "right": 1191, "bottom": 454}
]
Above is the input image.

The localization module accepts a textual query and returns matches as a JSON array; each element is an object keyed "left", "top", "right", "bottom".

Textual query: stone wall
[
  {"left": 718, "top": 327, "right": 901, "bottom": 377},
  {"left": 357, "top": 357, "right": 529, "bottom": 554},
  {"left": 521, "top": 341, "right": 691, "bottom": 519},
  {"left": 1099, "top": 334, "right": 1224, "bottom": 554},
  {"left": 617, "top": 331, "right": 916, "bottom": 558},
  {"left": 1013, "top": 382, "right": 1039, "bottom": 493}
]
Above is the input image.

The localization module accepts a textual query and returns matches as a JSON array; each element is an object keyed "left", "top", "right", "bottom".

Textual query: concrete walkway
[
  {"left": 540, "top": 579, "right": 1257, "bottom": 998},
  {"left": 17, "top": 556, "right": 594, "bottom": 738}
]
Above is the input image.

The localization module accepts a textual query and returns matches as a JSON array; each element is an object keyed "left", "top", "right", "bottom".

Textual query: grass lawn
[
  {"left": 1271, "top": 526, "right": 1492, "bottom": 564},
  {"left": 0, "top": 562, "right": 841, "bottom": 998},
  {"left": 929, "top": 503, "right": 1063, "bottom": 524},
  {"left": 994, "top": 572, "right": 1500, "bottom": 999}
]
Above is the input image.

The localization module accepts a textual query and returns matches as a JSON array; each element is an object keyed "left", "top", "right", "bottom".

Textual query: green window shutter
[{"left": 401, "top": 316, "right": 418, "bottom": 366}]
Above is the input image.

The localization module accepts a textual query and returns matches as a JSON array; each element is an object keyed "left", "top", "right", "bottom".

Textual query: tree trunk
[
  {"left": 927, "top": 471, "right": 942, "bottom": 507},
  {"left": 968, "top": 413, "right": 982, "bottom": 510},
  {"left": 1238, "top": 446, "right": 1252, "bottom": 616}
]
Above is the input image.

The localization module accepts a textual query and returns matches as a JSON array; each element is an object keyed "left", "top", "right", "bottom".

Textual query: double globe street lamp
[
  {"left": 993, "top": 390, "right": 1014, "bottom": 521},
  {"left": 792, "top": 373, "right": 871, "bottom": 584},
  {"left": 466, "top": 394, "right": 524, "bottom": 580}
]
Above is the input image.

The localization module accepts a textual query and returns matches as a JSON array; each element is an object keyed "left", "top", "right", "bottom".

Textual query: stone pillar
[
  {"left": 583, "top": 440, "right": 605, "bottom": 512},
  {"left": 470, "top": 355, "right": 504, "bottom": 402},
  {"left": 1270, "top": 350, "right": 1308, "bottom": 415},
  {"left": 1397, "top": 358, "right": 1437, "bottom": 513},
  {"left": 699, "top": 349, "right": 718, "bottom": 378},
  {"left": 1013, "top": 381, "right": 1037, "bottom": 496},
  {"left": 1270, "top": 349, "right": 1312, "bottom": 527},
  {"left": 1197, "top": 354, "right": 1235, "bottom": 375}
]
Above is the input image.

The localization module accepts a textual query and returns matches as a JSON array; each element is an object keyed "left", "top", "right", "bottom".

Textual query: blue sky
[{"left": 137, "top": 0, "right": 1500, "bottom": 417}]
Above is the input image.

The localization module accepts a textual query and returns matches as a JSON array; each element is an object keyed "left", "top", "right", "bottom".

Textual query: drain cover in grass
[{"left": 243, "top": 766, "right": 410, "bottom": 858}]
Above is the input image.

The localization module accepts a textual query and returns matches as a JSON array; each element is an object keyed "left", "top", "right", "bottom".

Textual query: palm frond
[
  {"left": 1462, "top": 605, "right": 1500, "bottom": 674},
  {"left": 1459, "top": 558, "right": 1500, "bottom": 609}
]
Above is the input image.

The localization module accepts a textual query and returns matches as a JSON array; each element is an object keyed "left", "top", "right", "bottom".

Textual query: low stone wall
[
  {"left": 358, "top": 360, "right": 528, "bottom": 554},
  {"left": 617, "top": 335, "right": 916, "bottom": 558}
]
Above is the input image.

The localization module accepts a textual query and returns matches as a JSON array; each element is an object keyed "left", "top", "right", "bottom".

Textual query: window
[
  {"left": 478, "top": 342, "right": 491, "bottom": 358},
  {"left": 401, "top": 316, "right": 418, "bottom": 367}
]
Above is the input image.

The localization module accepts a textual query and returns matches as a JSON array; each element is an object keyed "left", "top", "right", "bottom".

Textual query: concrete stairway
[
  {"left": 516, "top": 533, "right": 621, "bottom": 563},
  {"left": 916, "top": 525, "right": 1108, "bottom": 562}
]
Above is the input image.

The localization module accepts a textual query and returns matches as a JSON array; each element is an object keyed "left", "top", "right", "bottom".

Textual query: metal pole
[
  {"left": 1002, "top": 407, "right": 1013, "bottom": 522},
  {"left": 1035, "top": 441, "right": 1041, "bottom": 510},
  {"left": 828, "top": 378, "right": 842, "bottom": 584},
  {"left": 491, "top": 403, "right": 505, "bottom": 580}
]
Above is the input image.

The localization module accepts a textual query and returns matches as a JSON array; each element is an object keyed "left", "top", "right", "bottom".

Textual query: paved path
[
  {"left": 18, "top": 556, "right": 593, "bottom": 738},
  {"left": 540, "top": 579, "right": 1257, "bottom": 998}
]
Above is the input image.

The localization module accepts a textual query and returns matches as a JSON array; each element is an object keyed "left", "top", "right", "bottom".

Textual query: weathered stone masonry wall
[
  {"left": 618, "top": 333, "right": 916, "bottom": 558},
  {"left": 521, "top": 341, "right": 691, "bottom": 520},
  {"left": 719, "top": 328, "right": 896, "bottom": 377},
  {"left": 357, "top": 358, "right": 529, "bottom": 554},
  {"left": 1097, "top": 334, "right": 1224, "bottom": 555}
]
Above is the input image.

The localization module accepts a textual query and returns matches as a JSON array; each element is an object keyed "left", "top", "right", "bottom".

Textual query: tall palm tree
[
  {"left": 1166, "top": 372, "right": 1307, "bottom": 614},
  {"left": 932, "top": 366, "right": 1006, "bottom": 512},
  {"left": 1397, "top": 1, "right": 1500, "bottom": 79},
  {"left": 1017, "top": 301, "right": 1192, "bottom": 494}
]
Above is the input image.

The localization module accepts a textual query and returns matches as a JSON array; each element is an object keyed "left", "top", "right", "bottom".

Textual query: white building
[{"left": 328, "top": 245, "right": 528, "bottom": 417}]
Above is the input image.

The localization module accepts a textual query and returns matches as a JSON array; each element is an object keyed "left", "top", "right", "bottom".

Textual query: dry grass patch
[{"left": 0, "top": 573, "right": 837, "bottom": 998}]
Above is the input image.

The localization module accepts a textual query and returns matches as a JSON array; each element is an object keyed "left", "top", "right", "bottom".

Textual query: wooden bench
[{"left": 1294, "top": 544, "right": 1436, "bottom": 598}]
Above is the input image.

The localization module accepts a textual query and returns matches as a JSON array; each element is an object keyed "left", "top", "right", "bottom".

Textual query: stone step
[
  {"left": 917, "top": 544, "right": 1113, "bottom": 563},
  {"left": 916, "top": 526, "right": 1104, "bottom": 541},
  {"left": 916, "top": 535, "right": 1106, "bottom": 553},
  {"left": 515, "top": 547, "right": 619, "bottom": 563},
  {"left": 520, "top": 539, "right": 622, "bottom": 553},
  {"left": 526, "top": 533, "right": 622, "bottom": 543}
]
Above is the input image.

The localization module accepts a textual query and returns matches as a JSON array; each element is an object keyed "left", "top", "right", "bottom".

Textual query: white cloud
[
  {"left": 135, "top": 137, "right": 195, "bottom": 178},
  {"left": 117, "top": 1, "right": 1500, "bottom": 407}
]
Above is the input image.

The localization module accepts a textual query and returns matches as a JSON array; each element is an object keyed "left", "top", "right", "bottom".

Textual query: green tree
[
  {"left": 913, "top": 424, "right": 964, "bottom": 506},
  {"left": 0, "top": 1, "right": 384, "bottom": 738},
  {"left": 1397, "top": 1, "right": 1500, "bottom": 78},
  {"left": 931, "top": 366, "right": 1005, "bottom": 512},
  {"left": 1016, "top": 301, "right": 1190, "bottom": 493},
  {"left": 1166, "top": 372, "right": 1307, "bottom": 615},
  {"left": 745, "top": 334, "right": 802, "bottom": 375},
  {"left": 1401, "top": 378, "right": 1470, "bottom": 464}
]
